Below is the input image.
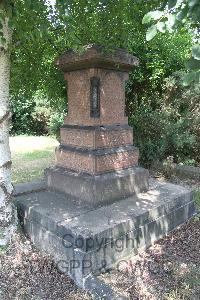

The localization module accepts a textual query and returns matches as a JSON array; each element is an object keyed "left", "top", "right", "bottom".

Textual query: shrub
[
  {"left": 10, "top": 93, "right": 51, "bottom": 135},
  {"left": 48, "top": 112, "right": 65, "bottom": 139},
  {"left": 129, "top": 71, "right": 200, "bottom": 167},
  {"left": 10, "top": 92, "right": 66, "bottom": 136}
]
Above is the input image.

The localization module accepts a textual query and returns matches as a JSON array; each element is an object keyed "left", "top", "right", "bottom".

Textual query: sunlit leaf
[
  {"left": 157, "top": 21, "right": 166, "bottom": 33},
  {"left": 142, "top": 13, "right": 152, "bottom": 24},
  {"left": 146, "top": 24, "right": 157, "bottom": 41},
  {"left": 167, "top": 14, "right": 176, "bottom": 28},
  {"left": 142, "top": 10, "right": 163, "bottom": 24},
  {"left": 192, "top": 44, "right": 200, "bottom": 60}
]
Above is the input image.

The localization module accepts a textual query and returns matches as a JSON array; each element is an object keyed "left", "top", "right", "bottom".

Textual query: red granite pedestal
[
  {"left": 46, "top": 45, "right": 149, "bottom": 206},
  {"left": 16, "top": 46, "right": 195, "bottom": 295}
]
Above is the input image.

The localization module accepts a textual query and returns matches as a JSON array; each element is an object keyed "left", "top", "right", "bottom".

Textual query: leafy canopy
[
  {"left": 0, "top": 0, "right": 193, "bottom": 102},
  {"left": 142, "top": 0, "right": 200, "bottom": 85}
]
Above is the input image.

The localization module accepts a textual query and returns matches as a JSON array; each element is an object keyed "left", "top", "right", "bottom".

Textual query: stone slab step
[
  {"left": 45, "top": 166, "right": 149, "bottom": 206},
  {"left": 15, "top": 179, "right": 196, "bottom": 285}
]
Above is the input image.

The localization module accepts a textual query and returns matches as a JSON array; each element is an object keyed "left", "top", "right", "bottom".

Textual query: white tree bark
[{"left": 0, "top": 6, "right": 16, "bottom": 246}]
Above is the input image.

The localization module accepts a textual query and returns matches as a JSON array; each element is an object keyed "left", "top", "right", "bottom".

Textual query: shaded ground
[
  {"left": 10, "top": 136, "right": 58, "bottom": 184},
  {"left": 0, "top": 233, "right": 91, "bottom": 300},
  {"left": 101, "top": 218, "right": 200, "bottom": 300},
  {"left": 100, "top": 176, "right": 200, "bottom": 300}
]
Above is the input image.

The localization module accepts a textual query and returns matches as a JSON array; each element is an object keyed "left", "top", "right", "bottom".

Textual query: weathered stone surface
[
  {"left": 84, "top": 275, "right": 129, "bottom": 300},
  {"left": 57, "top": 44, "right": 139, "bottom": 73},
  {"left": 14, "top": 180, "right": 47, "bottom": 196},
  {"left": 60, "top": 124, "right": 133, "bottom": 149},
  {"left": 15, "top": 179, "right": 195, "bottom": 284},
  {"left": 55, "top": 145, "right": 139, "bottom": 175},
  {"left": 64, "top": 68, "right": 128, "bottom": 126},
  {"left": 45, "top": 166, "right": 149, "bottom": 206}
]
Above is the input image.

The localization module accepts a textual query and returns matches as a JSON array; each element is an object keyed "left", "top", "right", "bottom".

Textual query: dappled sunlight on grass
[
  {"left": 10, "top": 136, "right": 58, "bottom": 184},
  {"left": 10, "top": 135, "right": 58, "bottom": 153}
]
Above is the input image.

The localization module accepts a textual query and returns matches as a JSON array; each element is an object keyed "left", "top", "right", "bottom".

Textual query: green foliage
[
  {"left": 48, "top": 112, "right": 65, "bottom": 139},
  {"left": 143, "top": 0, "right": 200, "bottom": 85},
  {"left": 10, "top": 87, "right": 67, "bottom": 135},
  {"left": 10, "top": 93, "right": 51, "bottom": 135},
  {"left": 126, "top": 30, "right": 192, "bottom": 114},
  {"left": 129, "top": 71, "right": 200, "bottom": 167},
  {"left": 8, "top": 0, "right": 163, "bottom": 102},
  {"left": 10, "top": 0, "right": 66, "bottom": 102}
]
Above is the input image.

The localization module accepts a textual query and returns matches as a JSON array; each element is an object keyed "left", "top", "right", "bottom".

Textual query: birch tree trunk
[{"left": 0, "top": 2, "right": 16, "bottom": 246}]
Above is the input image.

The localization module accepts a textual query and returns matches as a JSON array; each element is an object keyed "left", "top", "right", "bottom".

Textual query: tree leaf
[
  {"left": 176, "top": 6, "right": 188, "bottom": 21},
  {"left": 157, "top": 21, "right": 166, "bottom": 33},
  {"left": 167, "top": 14, "right": 176, "bottom": 28},
  {"left": 142, "top": 10, "right": 163, "bottom": 24},
  {"left": 168, "top": 0, "right": 177, "bottom": 9},
  {"left": 182, "top": 71, "right": 196, "bottom": 86},
  {"left": 192, "top": 44, "right": 200, "bottom": 60},
  {"left": 186, "top": 57, "right": 200, "bottom": 70},
  {"left": 142, "top": 12, "right": 152, "bottom": 24},
  {"left": 146, "top": 25, "right": 157, "bottom": 41},
  {"left": 150, "top": 10, "right": 163, "bottom": 20},
  {"left": 188, "top": 0, "right": 199, "bottom": 7}
]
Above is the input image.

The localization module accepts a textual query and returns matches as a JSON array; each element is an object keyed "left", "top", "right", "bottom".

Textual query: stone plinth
[
  {"left": 15, "top": 180, "right": 196, "bottom": 287},
  {"left": 46, "top": 44, "right": 149, "bottom": 204}
]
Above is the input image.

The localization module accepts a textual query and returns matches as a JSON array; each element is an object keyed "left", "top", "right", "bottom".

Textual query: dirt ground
[
  {"left": 0, "top": 233, "right": 91, "bottom": 300},
  {"left": 100, "top": 217, "right": 200, "bottom": 300},
  {"left": 100, "top": 175, "right": 200, "bottom": 300}
]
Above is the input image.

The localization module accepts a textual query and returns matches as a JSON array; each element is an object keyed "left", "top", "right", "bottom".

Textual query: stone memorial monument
[
  {"left": 16, "top": 45, "right": 195, "bottom": 291},
  {"left": 46, "top": 44, "right": 149, "bottom": 206}
]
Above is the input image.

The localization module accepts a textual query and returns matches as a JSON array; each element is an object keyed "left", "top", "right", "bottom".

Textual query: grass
[{"left": 10, "top": 136, "right": 58, "bottom": 184}]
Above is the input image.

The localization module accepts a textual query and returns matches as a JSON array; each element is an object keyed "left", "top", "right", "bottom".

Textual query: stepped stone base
[
  {"left": 60, "top": 124, "right": 134, "bottom": 149},
  {"left": 55, "top": 145, "right": 139, "bottom": 175},
  {"left": 45, "top": 166, "right": 149, "bottom": 206},
  {"left": 56, "top": 124, "right": 139, "bottom": 175},
  {"left": 15, "top": 179, "right": 195, "bottom": 287}
]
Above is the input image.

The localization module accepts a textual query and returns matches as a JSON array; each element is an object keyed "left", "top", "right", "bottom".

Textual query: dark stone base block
[
  {"left": 15, "top": 179, "right": 195, "bottom": 287},
  {"left": 45, "top": 166, "right": 149, "bottom": 206}
]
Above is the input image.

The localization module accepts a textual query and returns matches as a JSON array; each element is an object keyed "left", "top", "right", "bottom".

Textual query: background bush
[
  {"left": 10, "top": 92, "right": 66, "bottom": 136},
  {"left": 48, "top": 112, "right": 65, "bottom": 139},
  {"left": 129, "top": 71, "right": 200, "bottom": 167}
]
